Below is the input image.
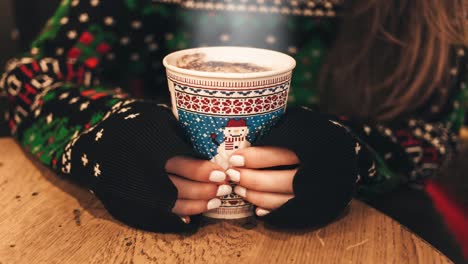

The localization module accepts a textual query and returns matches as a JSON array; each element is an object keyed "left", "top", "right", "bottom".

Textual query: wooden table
[{"left": 0, "top": 138, "right": 452, "bottom": 264}]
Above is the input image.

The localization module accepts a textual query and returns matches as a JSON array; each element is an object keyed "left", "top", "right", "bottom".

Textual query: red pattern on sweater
[{"left": 426, "top": 181, "right": 468, "bottom": 259}]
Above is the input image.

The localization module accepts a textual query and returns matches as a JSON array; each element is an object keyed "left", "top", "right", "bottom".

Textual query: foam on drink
[{"left": 176, "top": 53, "right": 271, "bottom": 73}]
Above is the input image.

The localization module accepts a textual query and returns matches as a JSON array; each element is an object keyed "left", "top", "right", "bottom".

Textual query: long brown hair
[{"left": 320, "top": 0, "right": 467, "bottom": 122}]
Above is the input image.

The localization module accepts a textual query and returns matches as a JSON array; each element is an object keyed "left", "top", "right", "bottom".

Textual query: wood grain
[{"left": 0, "top": 138, "right": 452, "bottom": 264}]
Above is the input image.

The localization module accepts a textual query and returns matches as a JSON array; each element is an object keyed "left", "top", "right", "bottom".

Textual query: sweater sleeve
[
  {"left": 251, "top": 105, "right": 457, "bottom": 229},
  {"left": 337, "top": 117, "right": 457, "bottom": 196},
  {"left": 342, "top": 47, "right": 467, "bottom": 197},
  {"left": 253, "top": 47, "right": 467, "bottom": 229},
  {"left": 1, "top": 0, "right": 201, "bottom": 232}
]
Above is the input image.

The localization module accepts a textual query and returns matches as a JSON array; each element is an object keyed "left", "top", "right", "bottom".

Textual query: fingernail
[
  {"left": 209, "top": 170, "right": 226, "bottom": 182},
  {"left": 234, "top": 186, "right": 247, "bottom": 197},
  {"left": 216, "top": 185, "right": 232, "bottom": 196},
  {"left": 226, "top": 169, "right": 241, "bottom": 182},
  {"left": 229, "top": 155, "right": 245, "bottom": 167},
  {"left": 256, "top": 208, "right": 270, "bottom": 217},
  {"left": 180, "top": 216, "right": 191, "bottom": 224},
  {"left": 207, "top": 198, "right": 222, "bottom": 210}
]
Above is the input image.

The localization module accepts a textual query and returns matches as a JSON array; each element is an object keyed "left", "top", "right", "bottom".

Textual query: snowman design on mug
[{"left": 210, "top": 118, "right": 251, "bottom": 169}]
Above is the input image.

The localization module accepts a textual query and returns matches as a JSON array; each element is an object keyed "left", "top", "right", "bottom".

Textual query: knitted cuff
[
  {"left": 67, "top": 101, "right": 202, "bottom": 232},
  {"left": 254, "top": 107, "right": 359, "bottom": 228}
]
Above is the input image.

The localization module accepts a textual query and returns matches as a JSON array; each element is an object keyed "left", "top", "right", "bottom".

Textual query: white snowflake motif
[
  {"left": 111, "top": 101, "right": 123, "bottom": 111},
  {"left": 131, "top": 20, "right": 142, "bottom": 29},
  {"left": 104, "top": 16, "right": 114, "bottom": 26},
  {"left": 94, "top": 163, "right": 101, "bottom": 177},
  {"left": 118, "top": 107, "right": 131, "bottom": 113},
  {"left": 368, "top": 162, "right": 377, "bottom": 177},
  {"left": 384, "top": 129, "right": 392, "bottom": 136},
  {"left": 69, "top": 97, "right": 79, "bottom": 104},
  {"left": 356, "top": 174, "right": 361, "bottom": 183},
  {"left": 300, "top": 106, "right": 313, "bottom": 112},
  {"left": 329, "top": 120, "right": 345, "bottom": 128},
  {"left": 56, "top": 48, "right": 64, "bottom": 55},
  {"left": 145, "top": 34, "right": 154, "bottom": 43},
  {"left": 59, "top": 92, "right": 70, "bottom": 100},
  {"left": 440, "top": 146, "right": 446, "bottom": 155},
  {"left": 60, "top": 17, "right": 69, "bottom": 25},
  {"left": 14, "top": 114, "right": 23, "bottom": 123},
  {"left": 95, "top": 128, "right": 104, "bottom": 141},
  {"left": 81, "top": 154, "right": 88, "bottom": 166},
  {"left": 130, "top": 53, "right": 140, "bottom": 61},
  {"left": 46, "top": 113, "right": 53, "bottom": 124},
  {"left": 79, "top": 13, "right": 89, "bottom": 23},
  {"left": 364, "top": 126, "right": 371, "bottom": 135},
  {"left": 148, "top": 43, "right": 158, "bottom": 51},
  {"left": 123, "top": 99, "right": 136, "bottom": 106},
  {"left": 414, "top": 128, "right": 423, "bottom": 137},
  {"left": 66, "top": 148, "right": 72, "bottom": 159},
  {"left": 384, "top": 153, "right": 393, "bottom": 160},
  {"left": 120, "top": 37, "right": 130, "bottom": 45},
  {"left": 86, "top": 124, "right": 96, "bottom": 133},
  {"left": 67, "top": 30, "right": 77, "bottom": 40},
  {"left": 63, "top": 163, "right": 71, "bottom": 174},
  {"left": 355, "top": 142, "right": 361, "bottom": 154},
  {"left": 124, "top": 113, "right": 140, "bottom": 120},
  {"left": 80, "top": 101, "right": 90, "bottom": 111},
  {"left": 106, "top": 53, "right": 115, "bottom": 60},
  {"left": 61, "top": 154, "right": 67, "bottom": 166},
  {"left": 71, "top": 130, "right": 79, "bottom": 140},
  {"left": 157, "top": 103, "right": 170, "bottom": 110},
  {"left": 101, "top": 112, "right": 111, "bottom": 121},
  {"left": 423, "top": 133, "right": 432, "bottom": 141}
]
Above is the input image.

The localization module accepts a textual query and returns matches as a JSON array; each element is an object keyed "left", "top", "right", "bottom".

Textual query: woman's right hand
[{"left": 165, "top": 156, "right": 232, "bottom": 222}]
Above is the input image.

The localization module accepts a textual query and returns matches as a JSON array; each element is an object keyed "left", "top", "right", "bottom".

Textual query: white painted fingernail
[
  {"left": 209, "top": 170, "right": 226, "bottom": 182},
  {"left": 229, "top": 155, "right": 245, "bottom": 167},
  {"left": 234, "top": 186, "right": 247, "bottom": 198},
  {"left": 216, "top": 185, "right": 232, "bottom": 196},
  {"left": 226, "top": 169, "right": 241, "bottom": 182},
  {"left": 207, "top": 198, "right": 222, "bottom": 210},
  {"left": 180, "top": 216, "right": 191, "bottom": 224},
  {"left": 256, "top": 208, "right": 270, "bottom": 217}
]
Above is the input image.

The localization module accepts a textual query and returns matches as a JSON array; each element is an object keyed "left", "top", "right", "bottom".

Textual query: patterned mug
[{"left": 163, "top": 46, "right": 296, "bottom": 219}]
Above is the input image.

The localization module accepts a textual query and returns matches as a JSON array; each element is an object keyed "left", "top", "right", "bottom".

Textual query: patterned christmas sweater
[{"left": 1, "top": 0, "right": 467, "bottom": 232}]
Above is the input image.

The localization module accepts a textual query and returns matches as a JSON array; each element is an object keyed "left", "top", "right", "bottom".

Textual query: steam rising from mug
[{"left": 186, "top": 11, "right": 290, "bottom": 49}]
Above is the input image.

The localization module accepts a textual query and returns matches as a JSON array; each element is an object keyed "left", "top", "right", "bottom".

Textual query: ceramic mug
[{"left": 163, "top": 46, "right": 296, "bottom": 219}]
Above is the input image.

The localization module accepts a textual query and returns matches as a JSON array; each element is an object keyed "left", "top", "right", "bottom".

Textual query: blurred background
[{"left": 0, "top": 0, "right": 61, "bottom": 136}]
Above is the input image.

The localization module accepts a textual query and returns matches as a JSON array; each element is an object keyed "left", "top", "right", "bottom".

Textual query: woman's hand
[
  {"left": 226, "top": 146, "right": 300, "bottom": 216},
  {"left": 165, "top": 156, "right": 232, "bottom": 222}
]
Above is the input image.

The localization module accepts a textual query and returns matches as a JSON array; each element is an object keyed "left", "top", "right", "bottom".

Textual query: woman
[{"left": 1, "top": 0, "right": 466, "bottom": 239}]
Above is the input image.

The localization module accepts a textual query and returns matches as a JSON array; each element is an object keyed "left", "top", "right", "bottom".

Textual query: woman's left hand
[{"left": 226, "top": 146, "right": 300, "bottom": 216}]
